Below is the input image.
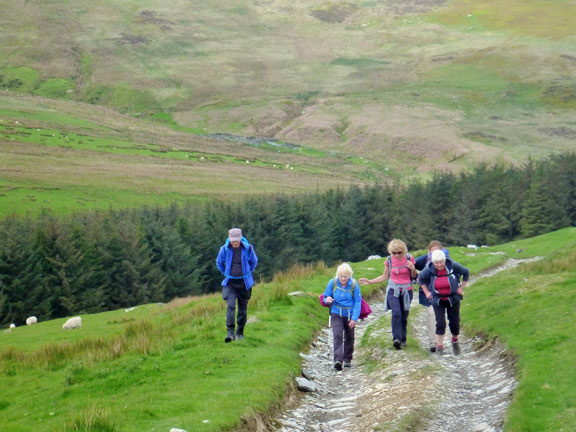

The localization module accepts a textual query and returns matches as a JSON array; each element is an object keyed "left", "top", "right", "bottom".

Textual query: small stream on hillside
[{"left": 272, "top": 258, "right": 541, "bottom": 432}]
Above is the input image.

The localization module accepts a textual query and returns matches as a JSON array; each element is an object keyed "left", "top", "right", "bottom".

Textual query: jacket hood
[{"left": 224, "top": 236, "right": 250, "bottom": 249}]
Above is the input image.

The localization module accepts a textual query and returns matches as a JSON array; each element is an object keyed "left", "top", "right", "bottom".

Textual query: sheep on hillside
[
  {"left": 26, "top": 316, "right": 38, "bottom": 325},
  {"left": 9, "top": 323, "right": 16, "bottom": 329},
  {"left": 62, "top": 317, "right": 82, "bottom": 330}
]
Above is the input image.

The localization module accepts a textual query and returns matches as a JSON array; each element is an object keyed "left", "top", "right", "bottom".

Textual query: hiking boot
[
  {"left": 429, "top": 343, "right": 437, "bottom": 353},
  {"left": 343, "top": 361, "right": 352, "bottom": 368},
  {"left": 334, "top": 361, "right": 343, "bottom": 371},
  {"left": 451, "top": 336, "right": 459, "bottom": 345},
  {"left": 225, "top": 330, "right": 235, "bottom": 343},
  {"left": 453, "top": 343, "right": 461, "bottom": 355},
  {"left": 437, "top": 345, "right": 444, "bottom": 355},
  {"left": 235, "top": 333, "right": 244, "bottom": 340},
  {"left": 393, "top": 340, "right": 402, "bottom": 350},
  {"left": 401, "top": 341, "right": 407, "bottom": 347}
]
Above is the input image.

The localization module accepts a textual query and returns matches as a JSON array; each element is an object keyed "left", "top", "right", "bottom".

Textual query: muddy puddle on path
[{"left": 273, "top": 258, "right": 540, "bottom": 432}]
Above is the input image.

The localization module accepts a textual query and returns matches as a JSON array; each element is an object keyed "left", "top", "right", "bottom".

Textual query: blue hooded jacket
[
  {"left": 323, "top": 277, "right": 362, "bottom": 321},
  {"left": 216, "top": 236, "right": 258, "bottom": 290}
]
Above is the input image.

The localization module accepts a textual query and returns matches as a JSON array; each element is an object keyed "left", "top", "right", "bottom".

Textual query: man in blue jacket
[{"left": 216, "top": 228, "right": 258, "bottom": 343}]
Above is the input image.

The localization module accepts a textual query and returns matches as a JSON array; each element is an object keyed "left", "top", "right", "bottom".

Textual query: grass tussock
[
  {"left": 392, "top": 406, "right": 433, "bottom": 432},
  {"left": 272, "top": 261, "right": 329, "bottom": 283},
  {"left": 523, "top": 247, "right": 576, "bottom": 274},
  {"left": 60, "top": 405, "right": 118, "bottom": 432}
]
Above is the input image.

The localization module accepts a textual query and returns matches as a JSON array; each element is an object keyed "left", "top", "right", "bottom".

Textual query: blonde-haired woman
[
  {"left": 359, "top": 239, "right": 417, "bottom": 350},
  {"left": 323, "top": 263, "right": 362, "bottom": 371}
]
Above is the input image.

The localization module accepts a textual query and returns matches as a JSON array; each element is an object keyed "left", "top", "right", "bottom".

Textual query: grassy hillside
[
  {"left": 0, "top": 229, "right": 574, "bottom": 431},
  {"left": 2, "top": 0, "right": 576, "bottom": 216},
  {"left": 0, "top": 94, "right": 370, "bottom": 217}
]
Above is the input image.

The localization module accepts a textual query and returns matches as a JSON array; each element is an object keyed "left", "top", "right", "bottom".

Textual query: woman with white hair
[
  {"left": 322, "top": 263, "right": 362, "bottom": 371},
  {"left": 418, "top": 249, "right": 469, "bottom": 354}
]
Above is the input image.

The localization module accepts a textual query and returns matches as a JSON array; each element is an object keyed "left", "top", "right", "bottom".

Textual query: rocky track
[{"left": 273, "top": 259, "right": 539, "bottom": 432}]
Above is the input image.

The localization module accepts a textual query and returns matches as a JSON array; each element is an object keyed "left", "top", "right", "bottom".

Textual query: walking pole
[{"left": 327, "top": 302, "right": 333, "bottom": 361}]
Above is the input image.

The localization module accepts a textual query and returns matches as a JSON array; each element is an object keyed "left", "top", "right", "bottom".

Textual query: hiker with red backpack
[
  {"left": 418, "top": 249, "right": 469, "bottom": 354},
  {"left": 415, "top": 240, "right": 450, "bottom": 353},
  {"left": 359, "top": 239, "right": 417, "bottom": 350},
  {"left": 322, "top": 263, "right": 362, "bottom": 371}
]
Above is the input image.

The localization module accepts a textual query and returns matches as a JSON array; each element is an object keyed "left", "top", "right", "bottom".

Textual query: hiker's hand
[
  {"left": 325, "top": 296, "right": 334, "bottom": 304},
  {"left": 457, "top": 287, "right": 463, "bottom": 295},
  {"left": 358, "top": 278, "right": 370, "bottom": 285},
  {"left": 348, "top": 320, "right": 356, "bottom": 329}
]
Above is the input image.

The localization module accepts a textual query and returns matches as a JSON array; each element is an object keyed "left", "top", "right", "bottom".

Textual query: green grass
[
  {"left": 0, "top": 230, "right": 575, "bottom": 430},
  {"left": 0, "top": 261, "right": 382, "bottom": 432},
  {"left": 0, "top": 107, "right": 108, "bottom": 132},
  {"left": 0, "top": 180, "right": 207, "bottom": 217},
  {"left": 431, "top": 0, "right": 576, "bottom": 40},
  {"left": 0, "top": 65, "right": 40, "bottom": 93},
  {"left": 0, "top": 96, "right": 381, "bottom": 217},
  {"left": 461, "top": 228, "right": 576, "bottom": 431},
  {"left": 35, "top": 79, "right": 75, "bottom": 99}
]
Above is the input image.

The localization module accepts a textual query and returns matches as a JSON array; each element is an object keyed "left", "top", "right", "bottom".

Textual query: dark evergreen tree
[
  {"left": 1, "top": 152, "right": 575, "bottom": 322},
  {"left": 0, "top": 215, "right": 43, "bottom": 325},
  {"left": 519, "top": 162, "right": 560, "bottom": 238}
]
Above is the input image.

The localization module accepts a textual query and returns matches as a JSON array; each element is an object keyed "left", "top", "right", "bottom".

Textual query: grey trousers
[
  {"left": 331, "top": 313, "right": 355, "bottom": 363},
  {"left": 222, "top": 284, "right": 250, "bottom": 334}
]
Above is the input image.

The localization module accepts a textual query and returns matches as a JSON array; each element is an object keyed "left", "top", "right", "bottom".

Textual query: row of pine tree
[{"left": 1, "top": 154, "right": 575, "bottom": 325}]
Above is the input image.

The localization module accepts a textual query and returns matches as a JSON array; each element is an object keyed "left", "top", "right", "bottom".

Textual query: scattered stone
[
  {"left": 301, "top": 368, "right": 317, "bottom": 381},
  {"left": 295, "top": 377, "right": 317, "bottom": 392},
  {"left": 473, "top": 423, "right": 495, "bottom": 432}
]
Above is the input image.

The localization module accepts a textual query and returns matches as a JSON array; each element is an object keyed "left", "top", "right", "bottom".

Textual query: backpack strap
[
  {"left": 332, "top": 277, "right": 357, "bottom": 294},
  {"left": 387, "top": 253, "right": 412, "bottom": 271},
  {"left": 387, "top": 253, "right": 416, "bottom": 281}
]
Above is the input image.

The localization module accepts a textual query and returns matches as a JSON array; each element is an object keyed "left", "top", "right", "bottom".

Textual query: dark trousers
[
  {"left": 331, "top": 313, "right": 355, "bottom": 363},
  {"left": 222, "top": 281, "right": 251, "bottom": 334},
  {"left": 433, "top": 299, "right": 460, "bottom": 336},
  {"left": 387, "top": 289, "right": 413, "bottom": 342}
]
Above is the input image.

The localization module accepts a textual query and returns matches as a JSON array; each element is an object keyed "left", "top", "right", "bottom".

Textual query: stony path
[{"left": 273, "top": 258, "right": 538, "bottom": 432}]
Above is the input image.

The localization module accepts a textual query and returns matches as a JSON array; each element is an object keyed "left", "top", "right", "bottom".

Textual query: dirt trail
[{"left": 273, "top": 258, "right": 539, "bottom": 432}]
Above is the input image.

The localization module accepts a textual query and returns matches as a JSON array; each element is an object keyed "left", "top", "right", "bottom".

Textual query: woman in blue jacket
[
  {"left": 418, "top": 250, "right": 469, "bottom": 353},
  {"left": 323, "top": 263, "right": 362, "bottom": 371},
  {"left": 216, "top": 228, "right": 258, "bottom": 343}
]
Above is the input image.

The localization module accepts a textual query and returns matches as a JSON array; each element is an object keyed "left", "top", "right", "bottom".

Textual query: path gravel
[{"left": 273, "top": 258, "right": 538, "bottom": 432}]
